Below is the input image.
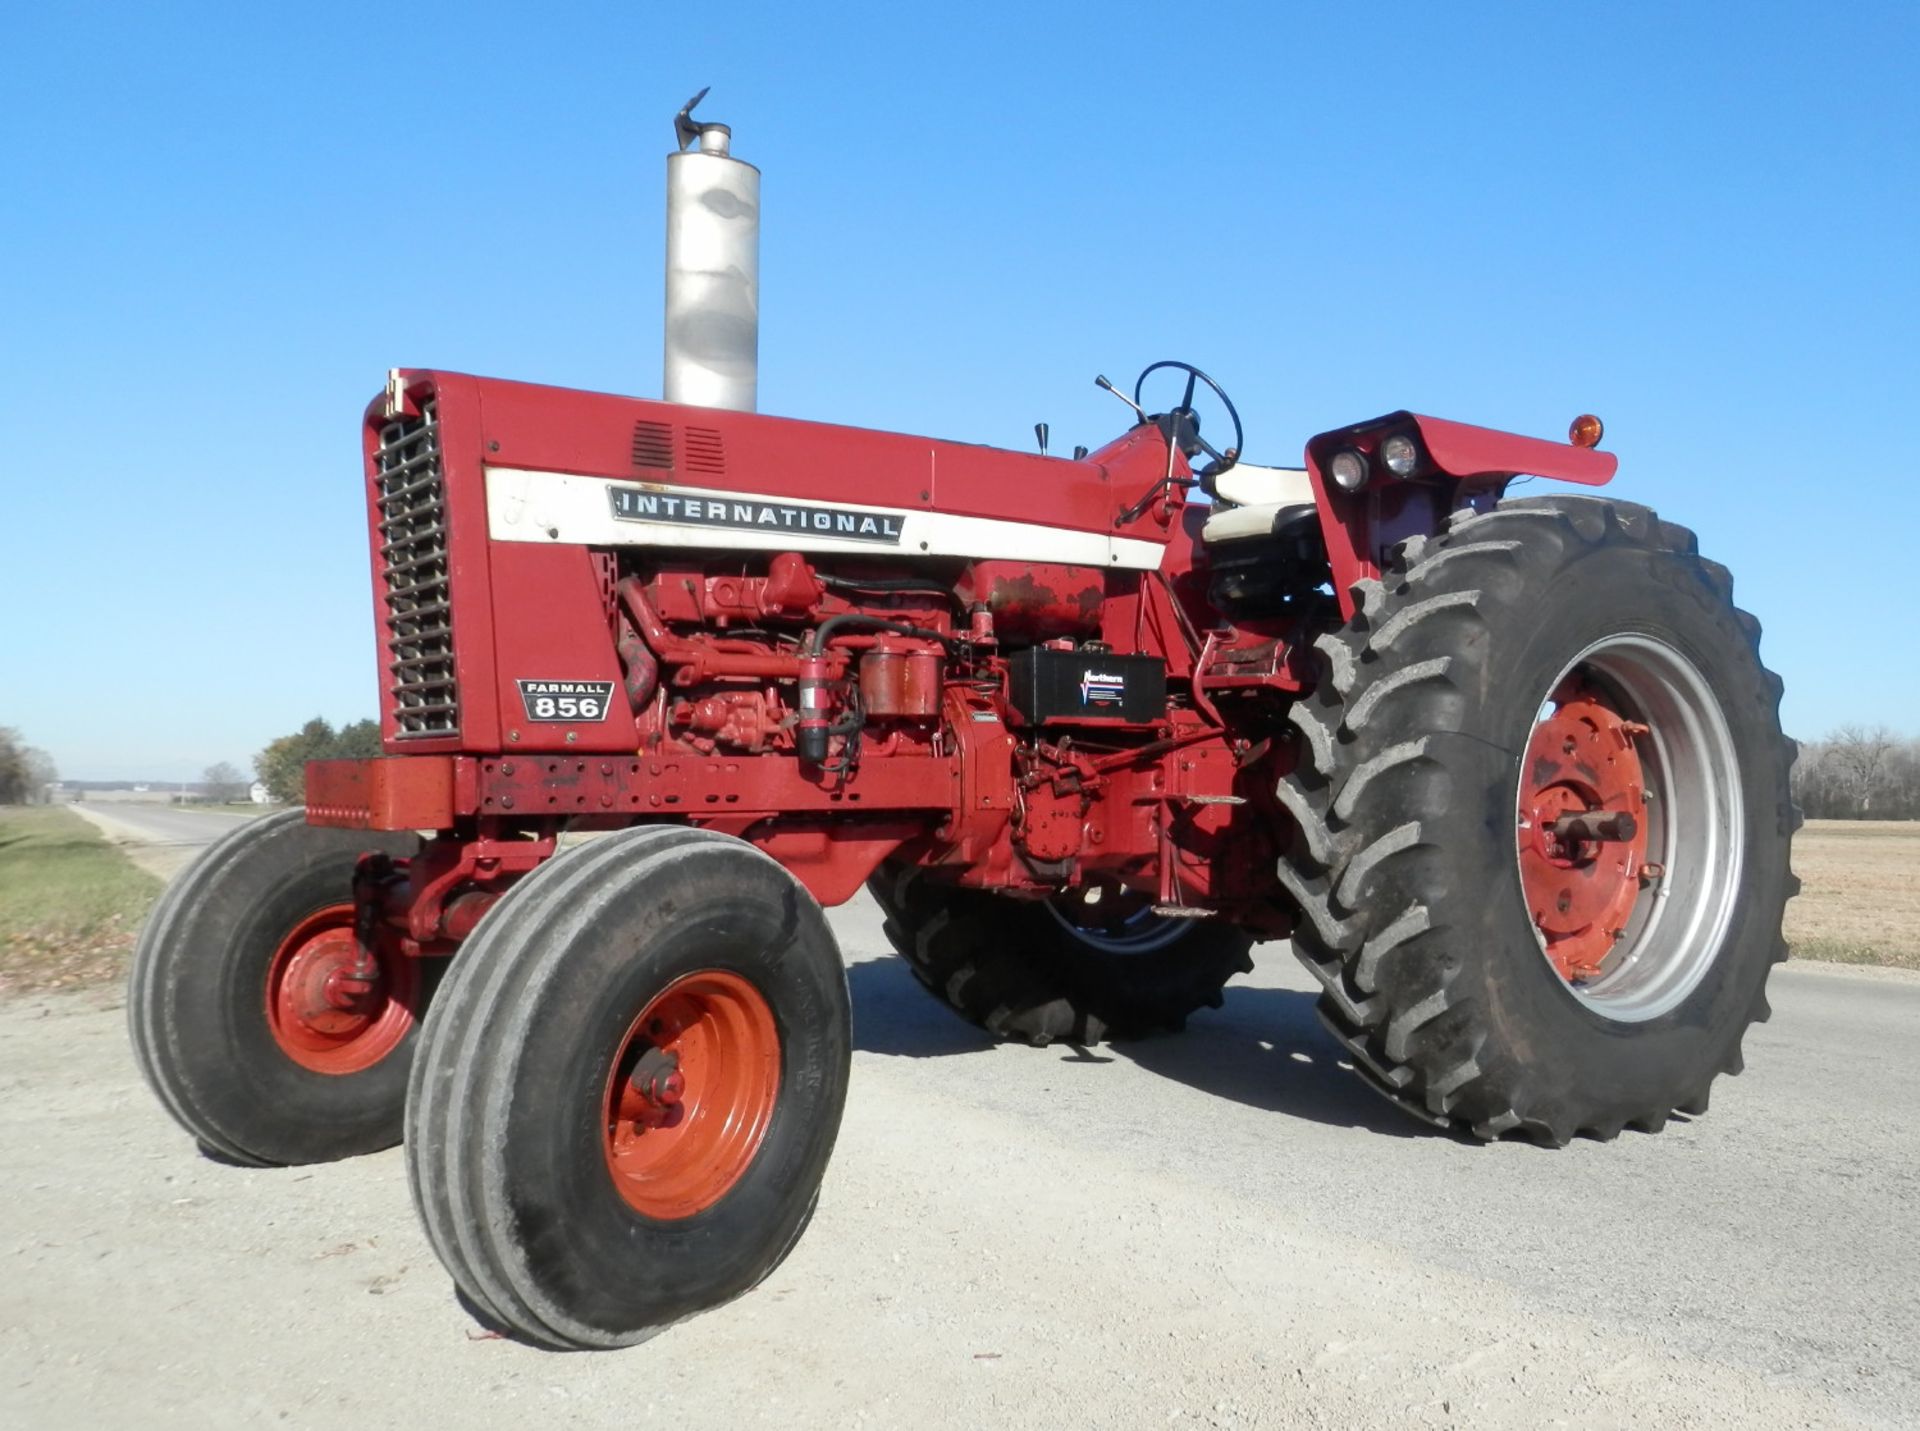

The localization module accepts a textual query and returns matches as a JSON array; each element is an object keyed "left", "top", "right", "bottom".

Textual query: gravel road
[{"left": 4, "top": 818, "right": 1915, "bottom": 1428}]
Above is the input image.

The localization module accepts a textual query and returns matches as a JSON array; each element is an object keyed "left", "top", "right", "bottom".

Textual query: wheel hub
[
  {"left": 280, "top": 936, "right": 380, "bottom": 1027},
  {"left": 604, "top": 970, "right": 781, "bottom": 1220},
  {"left": 265, "top": 905, "right": 419, "bottom": 1074},
  {"left": 1517, "top": 679, "right": 1651, "bottom": 981},
  {"left": 625, "top": 1046, "right": 687, "bottom": 1126}
]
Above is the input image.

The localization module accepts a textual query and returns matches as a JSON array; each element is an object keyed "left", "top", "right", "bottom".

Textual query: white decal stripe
[{"left": 483, "top": 467, "right": 1167, "bottom": 569}]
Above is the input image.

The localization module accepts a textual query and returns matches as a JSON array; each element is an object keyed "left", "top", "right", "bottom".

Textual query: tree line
[
  {"left": 253, "top": 718, "right": 381, "bottom": 804},
  {"left": 0, "top": 728, "right": 58, "bottom": 804},
  {"left": 1, "top": 719, "right": 379, "bottom": 808},
  {"left": 1791, "top": 727, "right": 1920, "bottom": 820}
]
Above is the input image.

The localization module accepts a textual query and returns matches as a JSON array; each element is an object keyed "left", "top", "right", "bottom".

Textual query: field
[
  {"left": 1783, "top": 818, "right": 1920, "bottom": 969},
  {"left": 0, "top": 807, "right": 162, "bottom": 996}
]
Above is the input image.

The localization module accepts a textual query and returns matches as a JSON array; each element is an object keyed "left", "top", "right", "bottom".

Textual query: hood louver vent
[
  {"left": 631, "top": 420, "right": 675, "bottom": 471},
  {"left": 685, "top": 426, "right": 727, "bottom": 475}
]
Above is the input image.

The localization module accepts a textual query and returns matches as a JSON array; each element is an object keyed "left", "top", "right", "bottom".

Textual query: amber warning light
[{"left": 1569, "top": 413, "right": 1605, "bottom": 449}]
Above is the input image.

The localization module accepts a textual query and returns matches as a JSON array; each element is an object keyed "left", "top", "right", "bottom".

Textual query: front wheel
[
  {"left": 127, "top": 810, "right": 431, "bottom": 1166},
  {"left": 405, "top": 826, "right": 851, "bottom": 1349},
  {"left": 1276, "top": 496, "right": 1798, "bottom": 1143}
]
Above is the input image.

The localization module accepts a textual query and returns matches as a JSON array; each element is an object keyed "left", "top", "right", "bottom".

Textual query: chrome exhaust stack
[{"left": 663, "top": 88, "right": 760, "bottom": 412}]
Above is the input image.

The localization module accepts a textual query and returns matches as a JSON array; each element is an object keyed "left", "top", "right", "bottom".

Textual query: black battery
[{"left": 1004, "top": 647, "right": 1166, "bottom": 726}]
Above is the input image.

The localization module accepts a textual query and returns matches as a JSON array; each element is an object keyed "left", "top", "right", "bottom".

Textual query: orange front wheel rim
[{"left": 603, "top": 970, "right": 782, "bottom": 1220}]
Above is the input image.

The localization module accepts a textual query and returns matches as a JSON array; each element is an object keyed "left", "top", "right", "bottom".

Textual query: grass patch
[
  {"left": 1788, "top": 938, "right": 1920, "bottom": 971},
  {"left": 0, "top": 807, "right": 163, "bottom": 996}
]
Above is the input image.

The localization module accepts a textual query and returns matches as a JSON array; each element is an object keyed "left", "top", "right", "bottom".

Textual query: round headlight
[
  {"left": 1381, "top": 433, "right": 1420, "bottom": 478},
  {"left": 1329, "top": 448, "right": 1368, "bottom": 492}
]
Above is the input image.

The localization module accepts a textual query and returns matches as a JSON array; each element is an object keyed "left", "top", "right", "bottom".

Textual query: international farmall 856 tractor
[{"left": 129, "top": 97, "right": 1795, "bottom": 1349}]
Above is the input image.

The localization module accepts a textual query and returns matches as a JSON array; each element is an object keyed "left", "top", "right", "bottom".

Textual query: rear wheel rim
[
  {"left": 1043, "top": 892, "right": 1191, "bottom": 955},
  {"left": 1515, "top": 634, "right": 1744, "bottom": 1022},
  {"left": 603, "top": 970, "right": 782, "bottom": 1220},
  {"left": 264, "top": 904, "right": 420, "bottom": 1074}
]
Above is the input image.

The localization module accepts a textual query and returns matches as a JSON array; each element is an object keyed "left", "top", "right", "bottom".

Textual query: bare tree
[
  {"left": 1792, "top": 728, "right": 1920, "bottom": 819},
  {"left": 0, "top": 727, "right": 25, "bottom": 804},
  {"left": 23, "top": 747, "right": 57, "bottom": 802},
  {"left": 202, "top": 761, "right": 247, "bottom": 804},
  {"left": 1827, "top": 725, "right": 1899, "bottom": 814}
]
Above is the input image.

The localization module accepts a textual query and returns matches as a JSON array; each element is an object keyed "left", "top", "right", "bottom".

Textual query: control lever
[{"left": 1094, "top": 374, "right": 1150, "bottom": 424}]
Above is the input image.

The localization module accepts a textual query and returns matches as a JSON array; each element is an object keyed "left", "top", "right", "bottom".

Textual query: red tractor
[{"left": 127, "top": 103, "right": 1795, "bottom": 1350}]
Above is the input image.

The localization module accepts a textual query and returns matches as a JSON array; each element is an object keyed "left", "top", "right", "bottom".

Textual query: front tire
[
  {"left": 1276, "top": 496, "right": 1797, "bottom": 1143},
  {"left": 127, "top": 809, "right": 428, "bottom": 1166},
  {"left": 405, "top": 826, "right": 851, "bottom": 1349}
]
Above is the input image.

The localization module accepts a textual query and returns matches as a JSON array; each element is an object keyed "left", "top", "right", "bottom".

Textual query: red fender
[{"left": 1303, "top": 411, "right": 1617, "bottom": 618}]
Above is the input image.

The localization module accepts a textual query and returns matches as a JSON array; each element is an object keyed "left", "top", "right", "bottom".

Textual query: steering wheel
[{"left": 1133, "top": 360, "right": 1244, "bottom": 479}]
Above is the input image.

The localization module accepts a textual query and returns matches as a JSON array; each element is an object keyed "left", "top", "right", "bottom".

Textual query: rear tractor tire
[
  {"left": 1276, "top": 495, "right": 1797, "bottom": 1144},
  {"left": 405, "top": 826, "right": 851, "bottom": 1349},
  {"left": 868, "top": 864, "right": 1254, "bottom": 1045},
  {"left": 127, "top": 809, "right": 433, "bottom": 1167}
]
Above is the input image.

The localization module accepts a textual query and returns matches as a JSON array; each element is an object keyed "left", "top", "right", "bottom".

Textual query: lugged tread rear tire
[
  {"left": 127, "top": 809, "right": 427, "bottom": 1166},
  {"left": 867, "top": 864, "right": 1254, "bottom": 1046},
  {"left": 405, "top": 826, "right": 851, "bottom": 1349},
  {"left": 1276, "top": 495, "right": 1798, "bottom": 1144}
]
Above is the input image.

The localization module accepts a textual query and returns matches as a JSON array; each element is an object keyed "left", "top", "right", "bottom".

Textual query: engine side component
[
  {"left": 859, "top": 639, "right": 943, "bottom": 718},
  {"left": 955, "top": 561, "right": 1106, "bottom": 642},
  {"left": 1005, "top": 649, "right": 1166, "bottom": 727}
]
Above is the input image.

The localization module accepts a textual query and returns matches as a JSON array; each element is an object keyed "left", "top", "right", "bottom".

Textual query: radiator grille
[{"left": 374, "top": 402, "right": 459, "bottom": 737}]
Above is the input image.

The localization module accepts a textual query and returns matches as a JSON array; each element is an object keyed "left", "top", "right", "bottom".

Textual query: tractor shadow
[{"left": 845, "top": 955, "right": 1430, "bottom": 1140}]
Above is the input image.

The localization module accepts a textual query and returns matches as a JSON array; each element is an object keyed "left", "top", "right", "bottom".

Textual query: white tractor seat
[{"left": 1200, "top": 463, "right": 1318, "bottom": 544}]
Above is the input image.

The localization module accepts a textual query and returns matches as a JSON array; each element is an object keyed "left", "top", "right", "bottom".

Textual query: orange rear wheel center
[{"left": 1517, "top": 679, "right": 1653, "bottom": 983}]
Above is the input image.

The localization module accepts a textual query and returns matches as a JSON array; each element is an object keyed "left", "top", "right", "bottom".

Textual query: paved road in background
[
  {"left": 4, "top": 821, "right": 1915, "bottom": 1427},
  {"left": 69, "top": 801, "right": 257, "bottom": 843},
  {"left": 67, "top": 801, "right": 258, "bottom": 879}
]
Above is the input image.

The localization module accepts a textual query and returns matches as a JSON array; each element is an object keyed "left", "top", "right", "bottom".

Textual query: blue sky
[{"left": 2, "top": 2, "right": 1915, "bottom": 781}]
